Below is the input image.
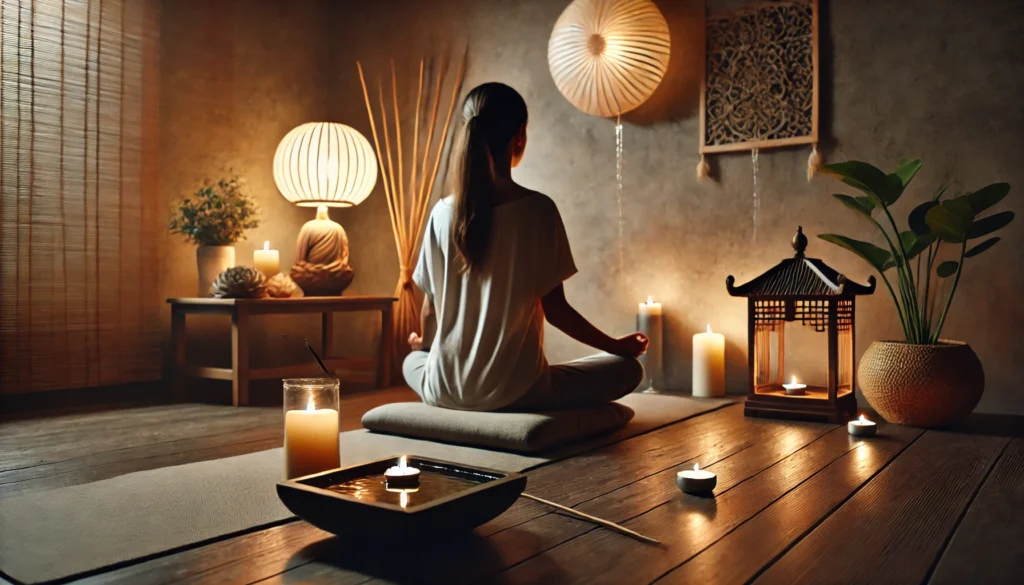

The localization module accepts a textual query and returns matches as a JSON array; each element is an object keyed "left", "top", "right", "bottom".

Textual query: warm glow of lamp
[
  {"left": 273, "top": 122, "right": 377, "bottom": 208},
  {"left": 548, "top": 0, "right": 671, "bottom": 118}
]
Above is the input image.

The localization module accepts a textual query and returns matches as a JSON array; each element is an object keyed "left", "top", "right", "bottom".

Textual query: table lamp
[{"left": 273, "top": 122, "right": 377, "bottom": 296}]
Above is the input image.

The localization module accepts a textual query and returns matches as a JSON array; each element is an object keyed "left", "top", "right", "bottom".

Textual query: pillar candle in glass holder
[
  {"left": 692, "top": 324, "right": 725, "bottom": 397},
  {"left": 254, "top": 240, "right": 280, "bottom": 278},
  {"left": 637, "top": 296, "right": 663, "bottom": 390},
  {"left": 283, "top": 378, "right": 340, "bottom": 479}
]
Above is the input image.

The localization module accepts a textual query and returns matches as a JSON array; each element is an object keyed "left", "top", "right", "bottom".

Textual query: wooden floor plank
[
  {"left": 658, "top": 426, "right": 923, "bottom": 584},
  {"left": 928, "top": 438, "right": 1024, "bottom": 585},
  {"left": 752, "top": 431, "right": 1007, "bottom": 585},
  {"left": 494, "top": 423, "right": 921, "bottom": 584},
  {"left": 89, "top": 405, "right": 781, "bottom": 585}
]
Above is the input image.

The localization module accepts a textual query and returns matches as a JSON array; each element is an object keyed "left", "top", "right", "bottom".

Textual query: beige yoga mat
[{"left": 0, "top": 394, "right": 731, "bottom": 584}]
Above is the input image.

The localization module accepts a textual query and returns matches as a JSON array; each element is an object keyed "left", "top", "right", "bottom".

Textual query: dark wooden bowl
[{"left": 276, "top": 456, "right": 527, "bottom": 539}]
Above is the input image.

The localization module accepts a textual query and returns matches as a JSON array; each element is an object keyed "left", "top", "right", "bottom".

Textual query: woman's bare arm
[
  {"left": 409, "top": 294, "right": 437, "bottom": 351},
  {"left": 541, "top": 284, "right": 648, "bottom": 357}
]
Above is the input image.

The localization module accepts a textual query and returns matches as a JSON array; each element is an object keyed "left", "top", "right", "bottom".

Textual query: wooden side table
[{"left": 167, "top": 296, "right": 396, "bottom": 406}]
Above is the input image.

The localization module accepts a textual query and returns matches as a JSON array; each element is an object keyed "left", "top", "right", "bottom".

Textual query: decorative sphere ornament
[
  {"left": 210, "top": 266, "right": 268, "bottom": 299},
  {"left": 548, "top": 0, "right": 671, "bottom": 118},
  {"left": 266, "top": 273, "right": 301, "bottom": 298}
]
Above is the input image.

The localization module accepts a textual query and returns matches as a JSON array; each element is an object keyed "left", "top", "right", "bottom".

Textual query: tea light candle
[
  {"left": 782, "top": 376, "right": 807, "bottom": 396},
  {"left": 848, "top": 414, "right": 877, "bottom": 437},
  {"left": 284, "top": 397, "right": 340, "bottom": 479},
  {"left": 676, "top": 462, "right": 718, "bottom": 494},
  {"left": 254, "top": 240, "right": 280, "bottom": 278},
  {"left": 692, "top": 324, "right": 725, "bottom": 397},
  {"left": 637, "top": 296, "right": 663, "bottom": 390},
  {"left": 384, "top": 455, "right": 421, "bottom": 489}
]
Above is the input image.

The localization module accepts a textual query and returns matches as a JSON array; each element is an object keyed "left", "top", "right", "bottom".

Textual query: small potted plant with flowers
[{"left": 169, "top": 175, "right": 260, "bottom": 296}]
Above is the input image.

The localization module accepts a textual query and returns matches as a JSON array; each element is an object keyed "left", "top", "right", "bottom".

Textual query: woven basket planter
[{"left": 858, "top": 340, "right": 984, "bottom": 427}]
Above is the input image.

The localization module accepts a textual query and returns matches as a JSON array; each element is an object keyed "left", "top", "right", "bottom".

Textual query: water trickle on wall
[
  {"left": 615, "top": 116, "right": 625, "bottom": 277},
  {"left": 751, "top": 147, "right": 760, "bottom": 240}
]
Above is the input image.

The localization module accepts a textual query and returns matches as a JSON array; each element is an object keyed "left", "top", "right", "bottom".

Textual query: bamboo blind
[{"left": 0, "top": 0, "right": 160, "bottom": 394}]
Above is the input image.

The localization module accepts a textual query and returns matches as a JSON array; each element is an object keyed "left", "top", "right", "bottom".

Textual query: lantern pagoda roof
[{"left": 726, "top": 227, "right": 876, "bottom": 298}]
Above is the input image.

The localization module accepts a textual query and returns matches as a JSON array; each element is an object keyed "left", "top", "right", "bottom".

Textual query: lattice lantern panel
[{"left": 701, "top": 0, "right": 818, "bottom": 153}]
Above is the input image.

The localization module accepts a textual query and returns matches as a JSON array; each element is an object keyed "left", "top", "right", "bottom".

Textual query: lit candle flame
[
  {"left": 305, "top": 397, "right": 315, "bottom": 412},
  {"left": 693, "top": 463, "right": 700, "bottom": 472},
  {"left": 399, "top": 455, "right": 407, "bottom": 469},
  {"left": 706, "top": 324, "right": 712, "bottom": 334},
  {"left": 791, "top": 376, "right": 798, "bottom": 385},
  {"left": 646, "top": 295, "right": 654, "bottom": 305},
  {"left": 859, "top": 414, "right": 868, "bottom": 424},
  {"left": 263, "top": 240, "right": 270, "bottom": 250}
]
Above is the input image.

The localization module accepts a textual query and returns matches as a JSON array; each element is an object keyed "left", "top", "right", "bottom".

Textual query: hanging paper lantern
[
  {"left": 273, "top": 122, "right": 377, "bottom": 208},
  {"left": 548, "top": 0, "right": 671, "bottom": 118}
]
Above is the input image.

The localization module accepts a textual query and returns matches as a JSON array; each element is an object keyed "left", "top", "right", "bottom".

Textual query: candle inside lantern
[
  {"left": 848, "top": 414, "right": 878, "bottom": 437},
  {"left": 782, "top": 375, "right": 807, "bottom": 396},
  {"left": 692, "top": 324, "right": 725, "bottom": 397},
  {"left": 254, "top": 240, "right": 280, "bottom": 278},
  {"left": 284, "top": 396, "right": 340, "bottom": 479},
  {"left": 384, "top": 455, "right": 421, "bottom": 489},
  {"left": 636, "top": 296, "right": 664, "bottom": 391},
  {"left": 676, "top": 462, "right": 718, "bottom": 494}
]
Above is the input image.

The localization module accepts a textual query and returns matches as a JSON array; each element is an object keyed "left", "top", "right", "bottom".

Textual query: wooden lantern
[{"left": 726, "top": 227, "right": 875, "bottom": 423}]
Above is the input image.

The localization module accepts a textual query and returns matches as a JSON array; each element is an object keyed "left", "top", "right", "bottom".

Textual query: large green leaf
[
  {"left": 900, "top": 230, "right": 935, "bottom": 260},
  {"left": 926, "top": 196, "right": 975, "bottom": 242},
  {"left": 818, "top": 234, "right": 895, "bottom": 273},
  {"left": 894, "top": 158, "right": 923, "bottom": 187},
  {"left": 822, "top": 161, "right": 890, "bottom": 203},
  {"left": 967, "top": 183, "right": 1010, "bottom": 214},
  {"left": 967, "top": 210, "right": 1014, "bottom": 239},
  {"left": 832, "top": 194, "right": 876, "bottom": 218},
  {"left": 936, "top": 261, "right": 959, "bottom": 278},
  {"left": 880, "top": 173, "right": 906, "bottom": 205},
  {"left": 909, "top": 200, "right": 938, "bottom": 235},
  {"left": 965, "top": 237, "right": 1000, "bottom": 258}
]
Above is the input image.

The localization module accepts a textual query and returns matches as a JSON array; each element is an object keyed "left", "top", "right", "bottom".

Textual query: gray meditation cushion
[{"left": 361, "top": 402, "right": 635, "bottom": 453}]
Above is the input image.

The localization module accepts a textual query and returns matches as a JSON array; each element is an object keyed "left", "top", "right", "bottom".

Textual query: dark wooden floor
[{"left": 1, "top": 390, "right": 1021, "bottom": 585}]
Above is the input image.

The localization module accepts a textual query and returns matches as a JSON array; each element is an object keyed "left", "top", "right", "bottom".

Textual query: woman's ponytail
[{"left": 450, "top": 83, "right": 528, "bottom": 271}]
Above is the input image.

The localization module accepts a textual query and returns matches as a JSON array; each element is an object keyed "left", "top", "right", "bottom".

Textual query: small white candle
[
  {"left": 676, "top": 462, "right": 718, "bottom": 494},
  {"left": 284, "top": 397, "right": 340, "bottom": 479},
  {"left": 254, "top": 240, "right": 280, "bottom": 278},
  {"left": 637, "top": 296, "right": 664, "bottom": 391},
  {"left": 782, "top": 375, "right": 807, "bottom": 396},
  {"left": 692, "top": 324, "right": 725, "bottom": 397},
  {"left": 384, "top": 455, "right": 421, "bottom": 489},
  {"left": 848, "top": 414, "right": 878, "bottom": 437}
]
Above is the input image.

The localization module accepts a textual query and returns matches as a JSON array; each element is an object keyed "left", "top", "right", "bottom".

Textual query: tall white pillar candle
[
  {"left": 692, "top": 324, "right": 725, "bottom": 397},
  {"left": 254, "top": 240, "right": 280, "bottom": 278},
  {"left": 637, "top": 296, "right": 663, "bottom": 390},
  {"left": 284, "top": 397, "right": 340, "bottom": 479}
]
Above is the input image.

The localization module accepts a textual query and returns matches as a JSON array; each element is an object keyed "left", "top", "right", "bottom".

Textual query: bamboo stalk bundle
[{"left": 357, "top": 52, "right": 466, "bottom": 368}]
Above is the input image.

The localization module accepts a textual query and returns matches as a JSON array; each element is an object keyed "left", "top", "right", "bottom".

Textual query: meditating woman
[{"left": 405, "top": 82, "right": 649, "bottom": 412}]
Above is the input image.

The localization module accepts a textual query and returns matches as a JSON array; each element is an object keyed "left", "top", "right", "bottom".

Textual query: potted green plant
[
  {"left": 169, "top": 175, "right": 260, "bottom": 296},
  {"left": 820, "top": 159, "right": 1013, "bottom": 426}
]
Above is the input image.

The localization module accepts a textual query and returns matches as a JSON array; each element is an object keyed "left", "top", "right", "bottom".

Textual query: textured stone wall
[{"left": 161, "top": 0, "right": 1024, "bottom": 413}]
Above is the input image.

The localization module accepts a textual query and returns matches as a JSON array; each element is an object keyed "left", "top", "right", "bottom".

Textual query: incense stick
[
  {"left": 520, "top": 493, "right": 662, "bottom": 546},
  {"left": 303, "top": 338, "right": 334, "bottom": 378}
]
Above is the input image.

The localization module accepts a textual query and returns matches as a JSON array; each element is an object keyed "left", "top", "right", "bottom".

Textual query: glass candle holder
[{"left": 283, "top": 378, "right": 340, "bottom": 480}]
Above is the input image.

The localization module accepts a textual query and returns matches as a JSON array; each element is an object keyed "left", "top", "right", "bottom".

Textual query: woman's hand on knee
[
  {"left": 608, "top": 333, "right": 649, "bottom": 358},
  {"left": 408, "top": 332, "right": 427, "bottom": 352}
]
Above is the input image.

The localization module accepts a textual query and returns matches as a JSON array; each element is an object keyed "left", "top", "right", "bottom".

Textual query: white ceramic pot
[{"left": 196, "top": 245, "right": 235, "bottom": 297}]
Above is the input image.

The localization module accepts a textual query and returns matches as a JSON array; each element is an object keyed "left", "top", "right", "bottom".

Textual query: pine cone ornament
[
  {"left": 210, "top": 266, "right": 268, "bottom": 299},
  {"left": 266, "top": 273, "right": 300, "bottom": 298}
]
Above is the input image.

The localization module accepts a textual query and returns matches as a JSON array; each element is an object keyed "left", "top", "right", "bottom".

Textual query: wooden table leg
[
  {"left": 171, "top": 307, "right": 187, "bottom": 402},
  {"left": 231, "top": 305, "right": 250, "bottom": 406},
  {"left": 322, "top": 311, "right": 335, "bottom": 359},
  {"left": 378, "top": 304, "right": 393, "bottom": 388}
]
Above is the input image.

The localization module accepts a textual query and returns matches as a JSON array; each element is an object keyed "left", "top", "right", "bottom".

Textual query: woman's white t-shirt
[{"left": 412, "top": 193, "right": 577, "bottom": 410}]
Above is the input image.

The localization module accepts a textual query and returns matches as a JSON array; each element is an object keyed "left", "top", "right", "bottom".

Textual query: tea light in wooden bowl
[
  {"left": 676, "top": 462, "right": 718, "bottom": 494},
  {"left": 384, "top": 455, "right": 421, "bottom": 489},
  {"left": 782, "top": 376, "right": 807, "bottom": 396},
  {"left": 848, "top": 414, "right": 877, "bottom": 437}
]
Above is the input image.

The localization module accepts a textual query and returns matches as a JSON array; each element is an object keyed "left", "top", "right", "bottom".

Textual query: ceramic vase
[
  {"left": 858, "top": 340, "right": 984, "bottom": 427},
  {"left": 196, "top": 245, "right": 235, "bottom": 297}
]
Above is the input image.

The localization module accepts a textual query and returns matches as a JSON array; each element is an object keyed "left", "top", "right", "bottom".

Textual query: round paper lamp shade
[
  {"left": 273, "top": 122, "right": 377, "bottom": 208},
  {"left": 548, "top": 0, "right": 670, "bottom": 118}
]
